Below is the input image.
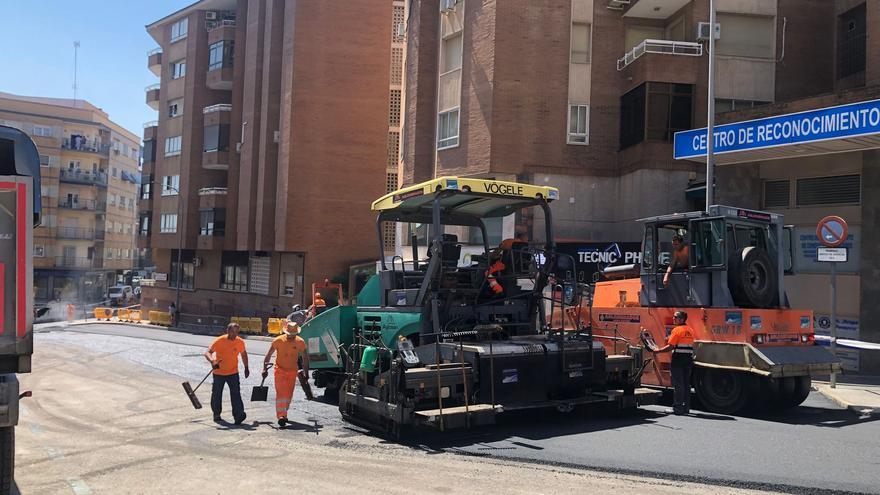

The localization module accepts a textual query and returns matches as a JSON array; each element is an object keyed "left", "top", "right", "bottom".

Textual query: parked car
[{"left": 109, "top": 286, "right": 133, "bottom": 306}]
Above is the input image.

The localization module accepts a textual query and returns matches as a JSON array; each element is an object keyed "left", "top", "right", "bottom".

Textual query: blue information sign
[{"left": 674, "top": 99, "right": 880, "bottom": 160}]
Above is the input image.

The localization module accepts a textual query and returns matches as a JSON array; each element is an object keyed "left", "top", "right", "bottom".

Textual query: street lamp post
[
  {"left": 705, "top": 0, "right": 717, "bottom": 212},
  {"left": 153, "top": 181, "right": 183, "bottom": 313}
]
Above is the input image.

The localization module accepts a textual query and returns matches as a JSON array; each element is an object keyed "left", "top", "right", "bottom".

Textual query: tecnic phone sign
[{"left": 674, "top": 99, "right": 880, "bottom": 159}]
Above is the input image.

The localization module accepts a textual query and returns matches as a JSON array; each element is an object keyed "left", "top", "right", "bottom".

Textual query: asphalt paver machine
[{"left": 301, "top": 177, "right": 658, "bottom": 435}]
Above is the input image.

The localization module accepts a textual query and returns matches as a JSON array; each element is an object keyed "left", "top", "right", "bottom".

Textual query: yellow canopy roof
[{"left": 372, "top": 176, "right": 558, "bottom": 222}]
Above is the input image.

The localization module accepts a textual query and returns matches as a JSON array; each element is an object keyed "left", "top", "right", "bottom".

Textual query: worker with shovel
[
  {"left": 204, "top": 322, "right": 250, "bottom": 424},
  {"left": 262, "top": 320, "right": 309, "bottom": 427}
]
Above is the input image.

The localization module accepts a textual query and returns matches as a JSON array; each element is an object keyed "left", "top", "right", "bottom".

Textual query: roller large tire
[
  {"left": 695, "top": 369, "right": 750, "bottom": 415},
  {"left": 782, "top": 376, "right": 812, "bottom": 409},
  {"left": 728, "top": 247, "right": 778, "bottom": 308},
  {"left": 0, "top": 426, "right": 13, "bottom": 495}
]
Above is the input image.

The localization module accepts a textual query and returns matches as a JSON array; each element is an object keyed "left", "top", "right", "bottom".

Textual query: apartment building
[
  {"left": 697, "top": 0, "right": 880, "bottom": 373},
  {"left": 0, "top": 92, "right": 141, "bottom": 303},
  {"left": 141, "top": 0, "right": 392, "bottom": 319}
]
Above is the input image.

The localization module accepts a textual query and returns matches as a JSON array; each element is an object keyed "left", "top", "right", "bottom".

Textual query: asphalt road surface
[{"left": 22, "top": 323, "right": 880, "bottom": 494}]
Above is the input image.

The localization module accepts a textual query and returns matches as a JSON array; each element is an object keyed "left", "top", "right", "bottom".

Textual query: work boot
[
  {"left": 278, "top": 417, "right": 287, "bottom": 427},
  {"left": 213, "top": 415, "right": 222, "bottom": 423},
  {"left": 234, "top": 413, "right": 247, "bottom": 425}
]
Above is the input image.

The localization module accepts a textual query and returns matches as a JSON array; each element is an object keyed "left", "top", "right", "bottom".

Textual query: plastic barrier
[
  {"left": 94, "top": 308, "right": 113, "bottom": 320},
  {"left": 148, "top": 310, "right": 161, "bottom": 325},
  {"left": 129, "top": 310, "right": 142, "bottom": 323},
  {"left": 156, "top": 311, "right": 172, "bottom": 326},
  {"left": 267, "top": 318, "right": 283, "bottom": 336},
  {"left": 249, "top": 317, "right": 263, "bottom": 334},
  {"left": 117, "top": 308, "right": 131, "bottom": 321}
]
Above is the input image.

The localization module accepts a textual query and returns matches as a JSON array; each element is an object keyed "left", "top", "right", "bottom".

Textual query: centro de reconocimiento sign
[{"left": 674, "top": 99, "right": 880, "bottom": 159}]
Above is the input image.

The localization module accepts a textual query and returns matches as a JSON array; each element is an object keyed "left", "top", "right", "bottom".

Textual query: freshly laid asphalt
[{"left": 32, "top": 323, "right": 880, "bottom": 494}]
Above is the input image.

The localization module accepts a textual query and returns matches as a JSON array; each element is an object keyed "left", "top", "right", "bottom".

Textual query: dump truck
[
  {"left": 554, "top": 205, "right": 841, "bottom": 414},
  {"left": 300, "top": 177, "right": 659, "bottom": 434},
  {"left": 0, "top": 126, "right": 41, "bottom": 493}
]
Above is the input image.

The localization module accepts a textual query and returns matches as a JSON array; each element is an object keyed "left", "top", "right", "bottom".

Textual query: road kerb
[{"left": 815, "top": 383, "right": 878, "bottom": 416}]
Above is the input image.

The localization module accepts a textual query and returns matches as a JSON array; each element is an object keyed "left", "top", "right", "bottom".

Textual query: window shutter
[{"left": 796, "top": 175, "right": 860, "bottom": 206}]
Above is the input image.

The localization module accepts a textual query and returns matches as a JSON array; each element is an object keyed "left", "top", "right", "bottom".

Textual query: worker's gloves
[
  {"left": 261, "top": 370, "right": 269, "bottom": 379},
  {"left": 212, "top": 362, "right": 220, "bottom": 370}
]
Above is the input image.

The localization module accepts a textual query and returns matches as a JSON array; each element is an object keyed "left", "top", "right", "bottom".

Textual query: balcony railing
[
  {"left": 58, "top": 199, "right": 105, "bottom": 211},
  {"left": 198, "top": 187, "right": 228, "bottom": 196},
  {"left": 55, "top": 256, "right": 102, "bottom": 269},
  {"left": 56, "top": 227, "right": 103, "bottom": 240},
  {"left": 147, "top": 47, "right": 162, "bottom": 56},
  {"left": 206, "top": 19, "right": 236, "bottom": 31},
  {"left": 61, "top": 137, "right": 110, "bottom": 155},
  {"left": 145, "top": 83, "right": 161, "bottom": 92},
  {"left": 143, "top": 120, "right": 158, "bottom": 129},
  {"left": 203, "top": 104, "right": 233, "bottom": 114},
  {"left": 617, "top": 39, "right": 703, "bottom": 71},
  {"left": 59, "top": 169, "right": 108, "bottom": 186}
]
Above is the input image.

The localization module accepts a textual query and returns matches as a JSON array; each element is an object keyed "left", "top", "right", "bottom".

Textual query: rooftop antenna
[{"left": 73, "top": 41, "right": 80, "bottom": 107}]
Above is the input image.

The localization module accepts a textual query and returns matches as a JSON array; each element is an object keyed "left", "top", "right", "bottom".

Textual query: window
[
  {"left": 796, "top": 174, "right": 861, "bottom": 206},
  {"left": 39, "top": 154, "right": 50, "bottom": 167},
  {"left": 641, "top": 226, "right": 654, "bottom": 271},
  {"left": 170, "top": 250, "right": 195, "bottom": 290},
  {"left": 837, "top": 4, "right": 866, "bottom": 79},
  {"left": 160, "top": 213, "right": 178, "bottom": 233},
  {"left": 171, "top": 60, "right": 186, "bottom": 79},
  {"left": 692, "top": 219, "right": 725, "bottom": 268},
  {"left": 208, "top": 40, "right": 234, "bottom": 71},
  {"left": 162, "top": 175, "right": 180, "bottom": 195},
  {"left": 33, "top": 125, "right": 53, "bottom": 137},
  {"left": 620, "top": 82, "right": 693, "bottom": 149},
  {"left": 567, "top": 104, "right": 589, "bottom": 144},
  {"left": 715, "top": 14, "right": 775, "bottom": 59},
  {"left": 139, "top": 215, "right": 150, "bottom": 236},
  {"left": 143, "top": 139, "right": 156, "bottom": 163},
  {"left": 282, "top": 272, "right": 296, "bottom": 297},
  {"left": 220, "top": 251, "right": 249, "bottom": 292},
  {"left": 112, "top": 167, "right": 118, "bottom": 178},
  {"left": 165, "top": 136, "right": 181, "bottom": 156},
  {"left": 389, "top": 90, "right": 401, "bottom": 127},
  {"left": 141, "top": 182, "right": 152, "bottom": 200},
  {"left": 203, "top": 124, "right": 230, "bottom": 152},
  {"left": 763, "top": 180, "right": 791, "bottom": 209},
  {"left": 109, "top": 193, "right": 117, "bottom": 206},
  {"left": 171, "top": 18, "right": 188, "bottom": 42},
  {"left": 34, "top": 245, "right": 45, "bottom": 257},
  {"left": 570, "top": 22, "right": 591, "bottom": 64},
  {"left": 168, "top": 100, "right": 183, "bottom": 118},
  {"left": 437, "top": 109, "right": 460, "bottom": 149},
  {"left": 199, "top": 208, "right": 226, "bottom": 236},
  {"left": 128, "top": 198, "right": 135, "bottom": 210},
  {"left": 106, "top": 248, "right": 114, "bottom": 259},
  {"left": 442, "top": 33, "right": 462, "bottom": 73}
]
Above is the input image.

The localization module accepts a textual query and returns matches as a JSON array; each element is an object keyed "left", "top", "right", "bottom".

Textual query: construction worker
[
  {"left": 649, "top": 310, "right": 695, "bottom": 415},
  {"left": 66, "top": 303, "right": 76, "bottom": 323},
  {"left": 308, "top": 292, "right": 327, "bottom": 319},
  {"left": 663, "top": 234, "right": 689, "bottom": 286},
  {"left": 484, "top": 238, "right": 516, "bottom": 297},
  {"left": 262, "top": 320, "right": 309, "bottom": 427},
  {"left": 204, "top": 322, "right": 250, "bottom": 424}
]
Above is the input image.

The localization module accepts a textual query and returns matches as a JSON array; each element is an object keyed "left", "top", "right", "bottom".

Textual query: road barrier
[
  {"left": 129, "top": 310, "right": 141, "bottom": 322},
  {"left": 267, "top": 318, "right": 284, "bottom": 335},
  {"left": 94, "top": 308, "right": 113, "bottom": 320},
  {"left": 815, "top": 335, "right": 880, "bottom": 351},
  {"left": 117, "top": 308, "right": 131, "bottom": 321},
  {"left": 230, "top": 316, "right": 263, "bottom": 335}
]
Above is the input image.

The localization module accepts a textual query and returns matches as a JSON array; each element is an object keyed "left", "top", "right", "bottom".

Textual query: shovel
[
  {"left": 251, "top": 362, "right": 273, "bottom": 402},
  {"left": 182, "top": 367, "right": 214, "bottom": 409}
]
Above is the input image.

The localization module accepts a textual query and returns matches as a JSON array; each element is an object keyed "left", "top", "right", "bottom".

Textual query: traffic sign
[
  {"left": 816, "top": 215, "right": 848, "bottom": 248},
  {"left": 817, "top": 247, "right": 847, "bottom": 262}
]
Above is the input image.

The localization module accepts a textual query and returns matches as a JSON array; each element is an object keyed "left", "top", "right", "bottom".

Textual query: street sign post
[{"left": 816, "top": 216, "right": 848, "bottom": 388}]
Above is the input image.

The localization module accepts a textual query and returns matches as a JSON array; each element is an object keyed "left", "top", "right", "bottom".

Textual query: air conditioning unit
[
  {"left": 696, "top": 22, "right": 721, "bottom": 41},
  {"left": 440, "top": 0, "right": 456, "bottom": 13},
  {"left": 205, "top": 11, "right": 217, "bottom": 20}
]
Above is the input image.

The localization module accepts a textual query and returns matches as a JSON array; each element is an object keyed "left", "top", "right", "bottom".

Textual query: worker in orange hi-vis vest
[
  {"left": 66, "top": 303, "right": 76, "bottom": 322},
  {"left": 647, "top": 310, "right": 695, "bottom": 415},
  {"left": 262, "top": 320, "right": 309, "bottom": 427},
  {"left": 485, "top": 238, "right": 517, "bottom": 296}
]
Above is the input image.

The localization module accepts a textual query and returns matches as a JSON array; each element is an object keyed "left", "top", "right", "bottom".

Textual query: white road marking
[{"left": 66, "top": 477, "right": 93, "bottom": 495}]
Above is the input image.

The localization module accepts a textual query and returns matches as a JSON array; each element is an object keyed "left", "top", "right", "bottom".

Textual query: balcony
[
  {"left": 145, "top": 83, "right": 161, "bottom": 110},
  {"left": 143, "top": 121, "right": 158, "bottom": 141},
  {"left": 61, "top": 136, "right": 110, "bottom": 156},
  {"left": 617, "top": 39, "right": 702, "bottom": 71},
  {"left": 147, "top": 48, "right": 163, "bottom": 76},
  {"left": 58, "top": 199, "right": 106, "bottom": 212},
  {"left": 198, "top": 187, "right": 228, "bottom": 209},
  {"left": 55, "top": 256, "right": 102, "bottom": 269},
  {"left": 206, "top": 65, "right": 233, "bottom": 91},
  {"left": 56, "top": 227, "right": 102, "bottom": 240},
  {"left": 59, "top": 169, "right": 108, "bottom": 187}
]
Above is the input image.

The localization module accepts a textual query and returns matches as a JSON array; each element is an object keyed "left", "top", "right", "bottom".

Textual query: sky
[{"left": 0, "top": 0, "right": 193, "bottom": 139}]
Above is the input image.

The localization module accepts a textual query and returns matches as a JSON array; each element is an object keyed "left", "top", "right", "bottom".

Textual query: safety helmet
[{"left": 673, "top": 310, "right": 688, "bottom": 321}]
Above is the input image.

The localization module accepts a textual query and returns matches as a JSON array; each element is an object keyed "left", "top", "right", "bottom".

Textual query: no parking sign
[{"left": 816, "top": 215, "right": 848, "bottom": 248}]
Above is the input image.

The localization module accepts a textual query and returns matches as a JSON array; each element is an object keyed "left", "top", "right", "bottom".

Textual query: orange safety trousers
[{"left": 274, "top": 367, "right": 298, "bottom": 419}]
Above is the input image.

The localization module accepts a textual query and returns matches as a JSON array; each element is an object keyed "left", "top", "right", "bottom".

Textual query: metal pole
[
  {"left": 705, "top": 0, "right": 716, "bottom": 212},
  {"left": 830, "top": 261, "right": 837, "bottom": 388}
]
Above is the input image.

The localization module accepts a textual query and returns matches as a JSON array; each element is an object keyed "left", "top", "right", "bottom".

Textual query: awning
[{"left": 674, "top": 98, "right": 880, "bottom": 165}]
